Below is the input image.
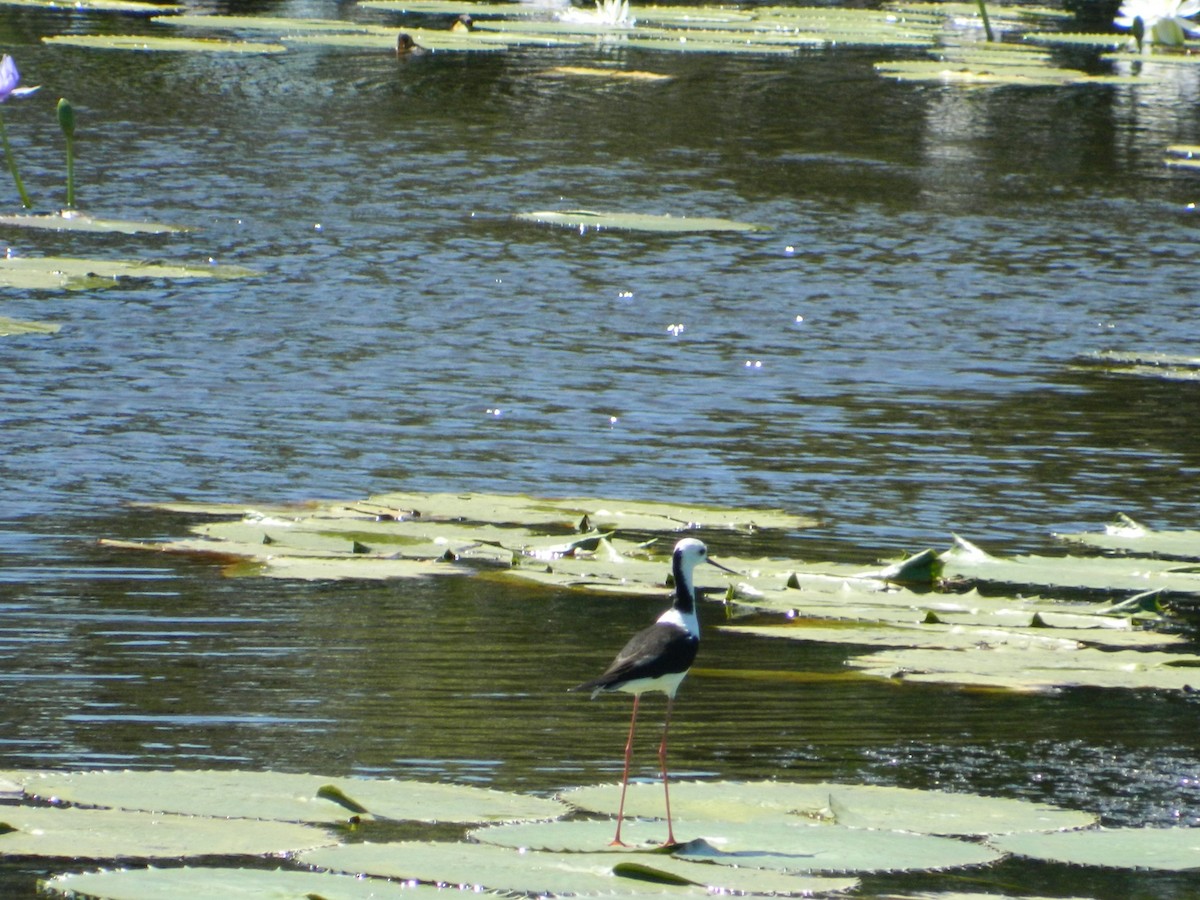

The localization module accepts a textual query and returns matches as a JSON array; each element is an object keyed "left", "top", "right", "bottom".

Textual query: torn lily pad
[
  {"left": 1, "top": 769, "right": 568, "bottom": 824},
  {"left": 514, "top": 209, "right": 767, "bottom": 233}
]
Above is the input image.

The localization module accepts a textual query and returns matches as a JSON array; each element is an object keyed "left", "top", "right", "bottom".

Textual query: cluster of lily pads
[
  {"left": 102, "top": 489, "right": 1200, "bottom": 694},
  {"left": 4, "top": 766, "right": 1199, "bottom": 898}
]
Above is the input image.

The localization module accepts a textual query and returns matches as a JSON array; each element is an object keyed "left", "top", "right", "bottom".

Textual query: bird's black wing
[{"left": 571, "top": 622, "right": 698, "bottom": 694}]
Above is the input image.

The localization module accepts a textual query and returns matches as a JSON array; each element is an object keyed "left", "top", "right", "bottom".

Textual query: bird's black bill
[{"left": 707, "top": 557, "right": 738, "bottom": 575}]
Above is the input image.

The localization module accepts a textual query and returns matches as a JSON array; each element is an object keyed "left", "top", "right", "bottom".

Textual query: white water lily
[
  {"left": 558, "top": 0, "right": 635, "bottom": 27},
  {"left": 1114, "top": 0, "right": 1200, "bottom": 46}
]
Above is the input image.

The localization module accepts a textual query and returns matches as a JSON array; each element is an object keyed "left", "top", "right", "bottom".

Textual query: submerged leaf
[
  {"left": 0, "top": 255, "right": 256, "bottom": 291},
  {"left": 514, "top": 209, "right": 768, "bottom": 232},
  {"left": 0, "top": 211, "right": 189, "bottom": 234},
  {"left": 0, "top": 315, "right": 61, "bottom": 336}
]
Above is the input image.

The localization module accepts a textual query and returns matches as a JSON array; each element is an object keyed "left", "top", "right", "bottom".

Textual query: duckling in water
[
  {"left": 396, "top": 32, "right": 427, "bottom": 56},
  {"left": 451, "top": 13, "right": 473, "bottom": 31}
]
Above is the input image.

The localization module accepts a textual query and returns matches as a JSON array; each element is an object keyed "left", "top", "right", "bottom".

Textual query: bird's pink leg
[
  {"left": 659, "top": 697, "right": 676, "bottom": 846},
  {"left": 612, "top": 694, "right": 639, "bottom": 847}
]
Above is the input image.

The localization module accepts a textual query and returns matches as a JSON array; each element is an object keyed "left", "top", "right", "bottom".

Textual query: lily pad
[
  {"left": 0, "top": 210, "right": 189, "bottom": 234},
  {"left": 560, "top": 781, "right": 1094, "bottom": 836},
  {"left": 1, "top": 769, "right": 568, "bottom": 824},
  {"left": 0, "top": 255, "right": 256, "bottom": 291},
  {"left": 990, "top": 826, "right": 1200, "bottom": 871},
  {"left": 542, "top": 65, "right": 673, "bottom": 80},
  {"left": 941, "top": 534, "right": 1200, "bottom": 596},
  {"left": 152, "top": 13, "right": 381, "bottom": 32},
  {"left": 0, "top": 0, "right": 179, "bottom": 11},
  {"left": 43, "top": 33, "right": 287, "bottom": 53},
  {"left": 0, "top": 806, "right": 335, "bottom": 858},
  {"left": 514, "top": 209, "right": 767, "bottom": 233},
  {"left": 0, "top": 315, "right": 61, "bottom": 336},
  {"left": 846, "top": 644, "right": 1200, "bottom": 692},
  {"left": 1054, "top": 514, "right": 1200, "bottom": 560},
  {"left": 1080, "top": 349, "right": 1200, "bottom": 380},
  {"left": 302, "top": 839, "right": 858, "bottom": 893},
  {"left": 41, "top": 866, "right": 442, "bottom": 900}
]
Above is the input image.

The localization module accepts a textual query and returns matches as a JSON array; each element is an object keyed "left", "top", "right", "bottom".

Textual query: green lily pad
[
  {"left": 43, "top": 33, "right": 287, "bottom": 52},
  {"left": 941, "top": 534, "right": 1200, "bottom": 596},
  {"left": 472, "top": 820, "right": 998, "bottom": 878},
  {"left": 1080, "top": 349, "right": 1200, "bottom": 380},
  {"left": 0, "top": 211, "right": 189, "bottom": 234},
  {"left": 0, "top": 255, "right": 256, "bottom": 291},
  {"left": 1054, "top": 514, "right": 1200, "bottom": 560},
  {"left": 357, "top": 0, "right": 540, "bottom": 15},
  {"left": 514, "top": 209, "right": 767, "bottom": 232},
  {"left": 1, "top": 770, "right": 567, "bottom": 824},
  {"left": 151, "top": 13, "right": 381, "bottom": 32},
  {"left": 847, "top": 644, "right": 1200, "bottom": 692},
  {"left": 0, "top": 0, "right": 180, "bottom": 11},
  {"left": 284, "top": 29, "right": 516, "bottom": 49},
  {"left": 0, "top": 315, "right": 61, "bottom": 336},
  {"left": 990, "top": 827, "right": 1200, "bottom": 871},
  {"left": 41, "top": 866, "right": 443, "bottom": 900},
  {"left": 560, "top": 781, "right": 1094, "bottom": 836},
  {"left": 302, "top": 838, "right": 858, "bottom": 893},
  {"left": 0, "top": 806, "right": 335, "bottom": 858}
]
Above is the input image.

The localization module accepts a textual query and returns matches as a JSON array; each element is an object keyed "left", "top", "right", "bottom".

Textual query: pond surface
[{"left": 3, "top": 0, "right": 1200, "bottom": 895}]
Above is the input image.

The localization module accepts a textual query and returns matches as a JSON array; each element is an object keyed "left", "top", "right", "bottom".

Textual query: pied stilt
[{"left": 571, "top": 538, "right": 735, "bottom": 846}]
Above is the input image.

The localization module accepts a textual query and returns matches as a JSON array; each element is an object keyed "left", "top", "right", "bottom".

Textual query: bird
[
  {"left": 570, "top": 538, "right": 735, "bottom": 846},
  {"left": 395, "top": 33, "right": 427, "bottom": 56}
]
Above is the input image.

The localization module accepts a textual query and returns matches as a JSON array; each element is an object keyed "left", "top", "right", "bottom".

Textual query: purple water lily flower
[{"left": 0, "top": 54, "right": 40, "bottom": 103}]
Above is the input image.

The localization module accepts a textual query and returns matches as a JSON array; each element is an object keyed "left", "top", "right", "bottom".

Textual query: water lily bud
[{"left": 57, "top": 98, "right": 74, "bottom": 139}]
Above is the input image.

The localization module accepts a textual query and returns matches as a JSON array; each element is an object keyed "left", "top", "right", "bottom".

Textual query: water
[{"left": 4, "top": 0, "right": 1200, "bottom": 895}]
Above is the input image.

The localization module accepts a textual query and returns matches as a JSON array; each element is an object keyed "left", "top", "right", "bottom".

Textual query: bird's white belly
[{"left": 614, "top": 668, "right": 689, "bottom": 699}]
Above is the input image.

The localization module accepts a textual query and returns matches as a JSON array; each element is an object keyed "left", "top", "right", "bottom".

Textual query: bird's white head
[{"left": 673, "top": 538, "right": 710, "bottom": 575}]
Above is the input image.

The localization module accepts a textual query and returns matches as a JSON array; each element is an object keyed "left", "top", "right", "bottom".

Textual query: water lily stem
[
  {"left": 0, "top": 109, "right": 33, "bottom": 209},
  {"left": 976, "top": 0, "right": 995, "bottom": 41},
  {"left": 64, "top": 135, "right": 75, "bottom": 208}
]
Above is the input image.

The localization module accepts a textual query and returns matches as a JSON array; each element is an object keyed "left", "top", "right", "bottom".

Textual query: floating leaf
[
  {"left": 302, "top": 839, "right": 858, "bottom": 893},
  {"left": 514, "top": 209, "right": 767, "bottom": 233},
  {"left": 473, "top": 816, "right": 1000, "bottom": 875},
  {"left": 1080, "top": 349, "right": 1200, "bottom": 380},
  {"left": 847, "top": 643, "right": 1200, "bottom": 692},
  {"left": 152, "top": 13, "right": 382, "bottom": 33},
  {"left": 0, "top": 806, "right": 335, "bottom": 858},
  {"left": 542, "top": 65, "right": 673, "bottom": 80},
  {"left": 0, "top": 211, "right": 189, "bottom": 234},
  {"left": 560, "top": 781, "right": 1093, "bottom": 836},
  {"left": 990, "top": 826, "right": 1200, "bottom": 871},
  {"left": 43, "top": 34, "right": 287, "bottom": 53},
  {"left": 0, "top": 0, "right": 180, "bottom": 11},
  {"left": 941, "top": 534, "right": 1200, "bottom": 596},
  {"left": 0, "top": 255, "right": 256, "bottom": 291},
  {"left": 41, "top": 866, "right": 441, "bottom": 900},
  {"left": 0, "top": 315, "right": 61, "bottom": 336},
  {"left": 1054, "top": 514, "right": 1200, "bottom": 560},
  {"left": 1, "top": 769, "right": 567, "bottom": 824}
]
